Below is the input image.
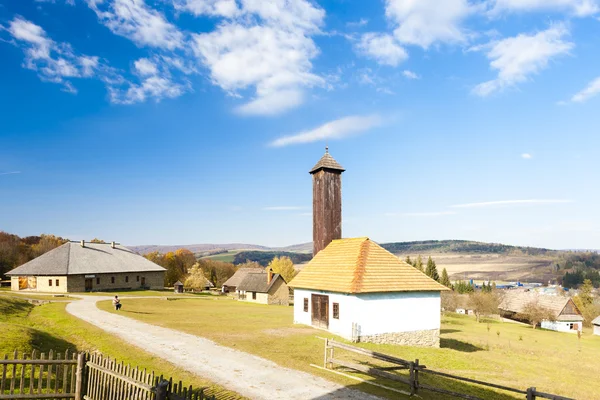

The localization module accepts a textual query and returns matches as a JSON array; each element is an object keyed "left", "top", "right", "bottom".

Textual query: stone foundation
[{"left": 360, "top": 329, "right": 440, "bottom": 347}]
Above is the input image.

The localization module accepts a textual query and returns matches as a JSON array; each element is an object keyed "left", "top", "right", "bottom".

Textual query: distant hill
[
  {"left": 380, "top": 240, "right": 556, "bottom": 256},
  {"left": 129, "top": 243, "right": 271, "bottom": 255},
  {"left": 233, "top": 251, "right": 312, "bottom": 266}
]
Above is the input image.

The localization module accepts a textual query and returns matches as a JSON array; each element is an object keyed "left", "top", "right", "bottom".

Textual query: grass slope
[
  {"left": 0, "top": 296, "right": 244, "bottom": 399},
  {"left": 98, "top": 298, "right": 600, "bottom": 400}
]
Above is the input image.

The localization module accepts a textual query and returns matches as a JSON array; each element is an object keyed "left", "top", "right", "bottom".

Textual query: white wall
[
  {"left": 293, "top": 289, "right": 441, "bottom": 339},
  {"left": 541, "top": 320, "right": 581, "bottom": 333},
  {"left": 594, "top": 325, "right": 600, "bottom": 336}
]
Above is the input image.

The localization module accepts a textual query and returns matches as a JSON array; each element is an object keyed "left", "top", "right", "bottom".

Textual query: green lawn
[
  {"left": 0, "top": 297, "right": 244, "bottom": 400},
  {"left": 98, "top": 298, "right": 600, "bottom": 400}
]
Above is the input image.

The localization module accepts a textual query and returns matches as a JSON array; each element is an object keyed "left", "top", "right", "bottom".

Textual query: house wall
[
  {"left": 267, "top": 278, "right": 290, "bottom": 305},
  {"left": 293, "top": 289, "right": 441, "bottom": 347},
  {"left": 594, "top": 325, "right": 600, "bottom": 336},
  {"left": 10, "top": 271, "right": 164, "bottom": 293},
  {"left": 541, "top": 320, "right": 582, "bottom": 333}
]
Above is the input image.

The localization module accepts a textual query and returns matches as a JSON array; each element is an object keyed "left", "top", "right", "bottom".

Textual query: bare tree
[
  {"left": 468, "top": 291, "right": 501, "bottom": 322},
  {"left": 520, "top": 301, "right": 555, "bottom": 329}
]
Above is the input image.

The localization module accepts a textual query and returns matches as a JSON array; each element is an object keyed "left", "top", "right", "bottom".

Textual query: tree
[
  {"left": 405, "top": 256, "right": 412, "bottom": 266},
  {"left": 468, "top": 291, "right": 501, "bottom": 322},
  {"left": 521, "top": 301, "right": 555, "bottom": 329},
  {"left": 425, "top": 256, "right": 439, "bottom": 281},
  {"left": 197, "top": 259, "right": 236, "bottom": 287},
  {"left": 455, "top": 280, "right": 474, "bottom": 294},
  {"left": 441, "top": 291, "right": 460, "bottom": 313},
  {"left": 414, "top": 255, "right": 424, "bottom": 272},
  {"left": 267, "top": 256, "right": 297, "bottom": 283},
  {"left": 184, "top": 263, "right": 210, "bottom": 290},
  {"left": 440, "top": 268, "right": 451, "bottom": 288},
  {"left": 578, "top": 279, "right": 594, "bottom": 306}
]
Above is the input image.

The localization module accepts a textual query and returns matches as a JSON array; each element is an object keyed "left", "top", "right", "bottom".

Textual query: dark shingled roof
[
  {"left": 237, "top": 273, "right": 286, "bottom": 293},
  {"left": 6, "top": 242, "right": 165, "bottom": 276},
  {"left": 499, "top": 291, "right": 583, "bottom": 321},
  {"left": 222, "top": 268, "right": 263, "bottom": 288},
  {"left": 309, "top": 149, "right": 345, "bottom": 174}
]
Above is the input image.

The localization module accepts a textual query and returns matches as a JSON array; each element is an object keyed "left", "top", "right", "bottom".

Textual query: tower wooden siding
[{"left": 312, "top": 169, "right": 342, "bottom": 255}]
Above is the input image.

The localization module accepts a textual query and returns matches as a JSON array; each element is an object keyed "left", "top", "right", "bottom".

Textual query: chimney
[
  {"left": 310, "top": 147, "right": 345, "bottom": 256},
  {"left": 80, "top": 240, "right": 85, "bottom": 248},
  {"left": 267, "top": 268, "right": 273, "bottom": 284},
  {"left": 111, "top": 241, "right": 116, "bottom": 249}
]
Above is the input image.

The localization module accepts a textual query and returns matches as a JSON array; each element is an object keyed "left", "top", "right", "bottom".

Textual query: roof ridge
[
  {"left": 350, "top": 238, "right": 370, "bottom": 293},
  {"left": 65, "top": 242, "right": 71, "bottom": 275}
]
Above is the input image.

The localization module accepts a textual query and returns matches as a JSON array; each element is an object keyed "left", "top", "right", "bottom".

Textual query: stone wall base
[{"left": 359, "top": 329, "right": 440, "bottom": 347}]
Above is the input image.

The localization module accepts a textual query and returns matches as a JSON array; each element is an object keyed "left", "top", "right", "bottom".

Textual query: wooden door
[
  {"left": 141, "top": 277, "right": 146, "bottom": 287},
  {"left": 311, "top": 294, "right": 329, "bottom": 329},
  {"left": 85, "top": 278, "right": 93, "bottom": 292}
]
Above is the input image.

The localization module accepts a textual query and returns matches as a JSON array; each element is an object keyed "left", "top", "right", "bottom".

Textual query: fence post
[
  {"left": 154, "top": 379, "right": 169, "bottom": 400},
  {"left": 74, "top": 352, "right": 85, "bottom": 400},
  {"left": 527, "top": 387, "right": 535, "bottom": 400},
  {"left": 409, "top": 362, "right": 415, "bottom": 395},
  {"left": 323, "top": 338, "right": 329, "bottom": 368},
  {"left": 414, "top": 359, "right": 420, "bottom": 394}
]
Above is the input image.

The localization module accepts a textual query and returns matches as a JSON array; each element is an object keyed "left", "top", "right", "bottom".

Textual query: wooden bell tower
[{"left": 310, "top": 147, "right": 345, "bottom": 256}]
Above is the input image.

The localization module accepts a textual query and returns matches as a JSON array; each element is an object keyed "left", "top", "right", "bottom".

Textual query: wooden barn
[
  {"left": 499, "top": 291, "right": 584, "bottom": 332},
  {"left": 592, "top": 316, "right": 600, "bottom": 336},
  {"left": 6, "top": 240, "right": 165, "bottom": 293},
  {"left": 289, "top": 149, "right": 448, "bottom": 347},
  {"left": 236, "top": 269, "right": 289, "bottom": 306}
]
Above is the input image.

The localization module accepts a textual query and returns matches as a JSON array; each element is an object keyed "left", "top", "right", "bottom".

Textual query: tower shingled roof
[{"left": 309, "top": 148, "right": 345, "bottom": 174}]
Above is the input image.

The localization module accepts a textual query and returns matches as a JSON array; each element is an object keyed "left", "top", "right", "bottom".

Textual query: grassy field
[
  {"left": 0, "top": 296, "right": 244, "bottom": 399},
  {"left": 200, "top": 251, "right": 239, "bottom": 263},
  {"left": 98, "top": 297, "right": 600, "bottom": 400}
]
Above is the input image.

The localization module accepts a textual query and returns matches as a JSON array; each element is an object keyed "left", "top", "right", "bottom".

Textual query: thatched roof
[
  {"left": 6, "top": 242, "right": 165, "bottom": 276},
  {"left": 499, "top": 291, "right": 583, "bottom": 321},
  {"left": 222, "top": 268, "right": 263, "bottom": 288},
  {"left": 289, "top": 237, "right": 449, "bottom": 294},
  {"left": 237, "top": 273, "right": 285, "bottom": 293}
]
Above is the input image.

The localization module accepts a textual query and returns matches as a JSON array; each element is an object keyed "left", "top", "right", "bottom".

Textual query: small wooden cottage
[
  {"left": 592, "top": 316, "right": 600, "bottom": 336},
  {"left": 289, "top": 237, "right": 449, "bottom": 347},
  {"left": 174, "top": 281, "right": 184, "bottom": 293},
  {"left": 222, "top": 268, "right": 262, "bottom": 293},
  {"left": 236, "top": 269, "right": 289, "bottom": 306},
  {"left": 6, "top": 241, "right": 165, "bottom": 293},
  {"left": 499, "top": 291, "right": 584, "bottom": 332}
]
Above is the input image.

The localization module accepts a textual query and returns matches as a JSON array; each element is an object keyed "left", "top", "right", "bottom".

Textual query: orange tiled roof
[{"left": 289, "top": 237, "right": 449, "bottom": 293}]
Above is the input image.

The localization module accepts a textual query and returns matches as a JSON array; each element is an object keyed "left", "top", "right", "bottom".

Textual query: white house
[
  {"left": 499, "top": 291, "right": 584, "bottom": 333},
  {"left": 289, "top": 237, "right": 449, "bottom": 347},
  {"left": 593, "top": 316, "right": 600, "bottom": 336}
]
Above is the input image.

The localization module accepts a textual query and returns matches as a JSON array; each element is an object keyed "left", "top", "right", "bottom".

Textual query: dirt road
[{"left": 66, "top": 296, "right": 382, "bottom": 400}]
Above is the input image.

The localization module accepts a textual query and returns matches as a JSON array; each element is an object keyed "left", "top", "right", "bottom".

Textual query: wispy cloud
[
  {"left": 450, "top": 199, "right": 573, "bottom": 208},
  {"left": 270, "top": 114, "right": 383, "bottom": 147},
  {"left": 0, "top": 171, "right": 21, "bottom": 176},
  {"left": 471, "top": 24, "right": 573, "bottom": 97},
  {"left": 385, "top": 211, "right": 457, "bottom": 217},
  {"left": 263, "top": 206, "right": 304, "bottom": 211},
  {"left": 356, "top": 33, "right": 407, "bottom": 67},
  {"left": 570, "top": 76, "right": 600, "bottom": 103},
  {"left": 402, "top": 70, "right": 420, "bottom": 79},
  {"left": 521, "top": 153, "right": 532, "bottom": 159},
  {"left": 346, "top": 18, "right": 369, "bottom": 28}
]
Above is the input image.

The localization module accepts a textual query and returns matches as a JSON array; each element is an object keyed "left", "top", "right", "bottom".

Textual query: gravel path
[{"left": 66, "top": 296, "right": 382, "bottom": 400}]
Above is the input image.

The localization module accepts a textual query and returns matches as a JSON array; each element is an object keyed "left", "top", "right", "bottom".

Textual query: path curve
[{"left": 66, "top": 296, "right": 382, "bottom": 400}]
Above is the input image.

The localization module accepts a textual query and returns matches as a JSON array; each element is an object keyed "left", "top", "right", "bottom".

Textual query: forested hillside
[
  {"left": 381, "top": 240, "right": 555, "bottom": 256},
  {"left": 0, "top": 232, "right": 68, "bottom": 279},
  {"left": 233, "top": 251, "right": 312, "bottom": 266}
]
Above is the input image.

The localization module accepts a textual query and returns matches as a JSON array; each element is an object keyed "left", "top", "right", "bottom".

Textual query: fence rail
[
  {"left": 1, "top": 351, "right": 214, "bottom": 400},
  {"left": 320, "top": 338, "right": 575, "bottom": 400}
]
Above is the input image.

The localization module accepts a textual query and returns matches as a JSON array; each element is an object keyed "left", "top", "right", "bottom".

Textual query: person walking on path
[{"left": 113, "top": 295, "right": 121, "bottom": 310}]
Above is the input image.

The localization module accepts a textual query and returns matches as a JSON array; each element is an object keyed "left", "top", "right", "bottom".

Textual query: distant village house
[
  {"left": 593, "top": 316, "right": 600, "bottom": 336},
  {"left": 6, "top": 241, "right": 165, "bottom": 293},
  {"left": 236, "top": 268, "right": 289, "bottom": 306},
  {"left": 499, "top": 291, "right": 583, "bottom": 332},
  {"left": 222, "top": 267, "right": 262, "bottom": 293}
]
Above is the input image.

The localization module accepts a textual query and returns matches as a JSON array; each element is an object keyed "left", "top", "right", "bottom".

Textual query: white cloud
[
  {"left": 0, "top": 171, "right": 21, "bottom": 176},
  {"left": 570, "top": 76, "right": 600, "bottom": 102},
  {"left": 472, "top": 24, "right": 573, "bottom": 97},
  {"left": 402, "top": 69, "right": 419, "bottom": 79},
  {"left": 356, "top": 33, "right": 407, "bottom": 67},
  {"left": 85, "top": 0, "right": 184, "bottom": 49},
  {"left": 263, "top": 206, "right": 304, "bottom": 211},
  {"left": 489, "top": 0, "right": 599, "bottom": 17},
  {"left": 134, "top": 58, "right": 158, "bottom": 75},
  {"left": 192, "top": 6, "right": 324, "bottom": 116},
  {"left": 385, "top": 211, "right": 457, "bottom": 217},
  {"left": 109, "top": 75, "right": 189, "bottom": 104},
  {"left": 347, "top": 18, "right": 369, "bottom": 28},
  {"left": 450, "top": 199, "right": 573, "bottom": 208},
  {"left": 521, "top": 153, "right": 532, "bottom": 159},
  {"left": 173, "top": 0, "right": 240, "bottom": 17},
  {"left": 385, "top": 0, "right": 476, "bottom": 49},
  {"left": 270, "top": 114, "right": 383, "bottom": 147}
]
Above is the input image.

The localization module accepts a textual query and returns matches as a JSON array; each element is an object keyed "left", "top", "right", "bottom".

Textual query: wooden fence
[
  {"left": 318, "top": 338, "right": 574, "bottom": 400},
  {"left": 1, "top": 351, "right": 214, "bottom": 400}
]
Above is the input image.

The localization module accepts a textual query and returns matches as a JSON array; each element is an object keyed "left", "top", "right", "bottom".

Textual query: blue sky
[{"left": 1, "top": 0, "right": 599, "bottom": 249}]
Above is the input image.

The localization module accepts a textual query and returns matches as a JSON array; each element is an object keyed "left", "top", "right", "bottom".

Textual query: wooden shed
[{"left": 174, "top": 280, "right": 184, "bottom": 294}]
